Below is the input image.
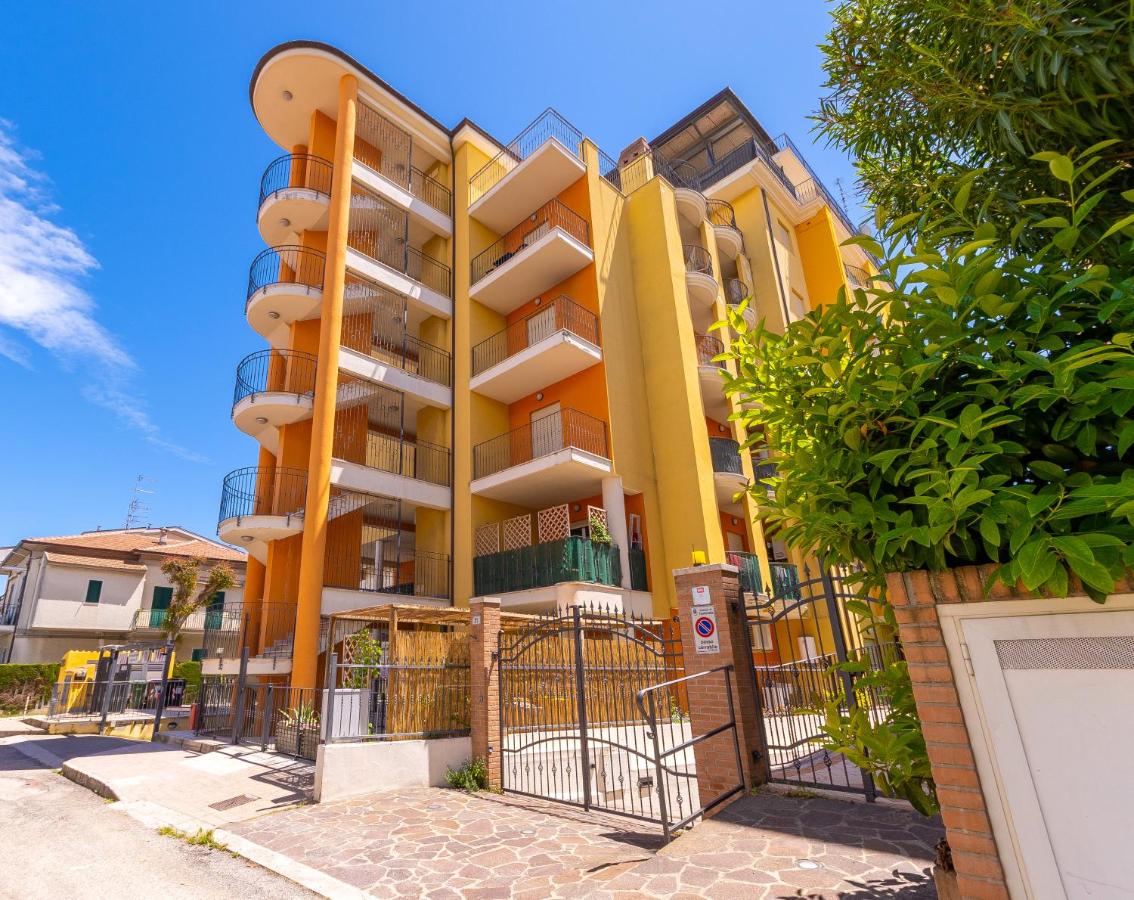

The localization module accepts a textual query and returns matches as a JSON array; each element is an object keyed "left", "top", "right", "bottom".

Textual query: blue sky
[{"left": 0, "top": 0, "right": 858, "bottom": 547}]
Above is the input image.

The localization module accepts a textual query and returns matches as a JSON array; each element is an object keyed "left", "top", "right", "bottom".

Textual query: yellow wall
[{"left": 795, "top": 207, "right": 848, "bottom": 312}]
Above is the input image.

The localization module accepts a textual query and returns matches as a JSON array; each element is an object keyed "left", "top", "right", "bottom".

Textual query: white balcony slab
[
  {"left": 351, "top": 160, "right": 452, "bottom": 239},
  {"left": 470, "top": 331, "right": 601, "bottom": 404},
  {"left": 713, "top": 223, "right": 743, "bottom": 259},
  {"left": 476, "top": 581, "right": 654, "bottom": 617},
  {"left": 218, "top": 514, "right": 304, "bottom": 565},
  {"left": 471, "top": 448, "right": 612, "bottom": 507},
  {"left": 338, "top": 346, "right": 451, "bottom": 411},
  {"left": 246, "top": 283, "right": 323, "bottom": 349},
  {"left": 686, "top": 270, "right": 719, "bottom": 309},
  {"left": 346, "top": 248, "right": 452, "bottom": 320},
  {"left": 698, "top": 365, "right": 729, "bottom": 420},
  {"left": 258, "top": 189, "right": 330, "bottom": 246},
  {"left": 675, "top": 187, "right": 707, "bottom": 223},
  {"left": 469, "top": 229, "right": 594, "bottom": 316},
  {"left": 232, "top": 392, "right": 315, "bottom": 456},
  {"left": 330, "top": 458, "right": 451, "bottom": 511},
  {"left": 469, "top": 139, "right": 586, "bottom": 233},
  {"left": 713, "top": 470, "right": 748, "bottom": 511}
]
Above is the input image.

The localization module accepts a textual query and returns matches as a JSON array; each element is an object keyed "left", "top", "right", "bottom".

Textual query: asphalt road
[{"left": 0, "top": 742, "right": 314, "bottom": 899}]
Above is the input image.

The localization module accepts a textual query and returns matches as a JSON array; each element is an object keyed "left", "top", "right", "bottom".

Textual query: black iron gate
[
  {"left": 741, "top": 563, "right": 898, "bottom": 799},
  {"left": 498, "top": 604, "right": 743, "bottom": 838}
]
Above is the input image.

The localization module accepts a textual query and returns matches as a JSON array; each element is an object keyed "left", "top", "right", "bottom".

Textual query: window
[
  {"left": 190, "top": 648, "right": 205, "bottom": 662},
  {"left": 84, "top": 580, "right": 103, "bottom": 604},
  {"left": 750, "top": 623, "right": 775, "bottom": 653}
]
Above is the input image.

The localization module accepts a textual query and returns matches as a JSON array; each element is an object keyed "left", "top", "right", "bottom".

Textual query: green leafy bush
[
  {"left": 444, "top": 757, "right": 489, "bottom": 792},
  {"left": 0, "top": 663, "right": 60, "bottom": 714},
  {"left": 725, "top": 146, "right": 1134, "bottom": 600}
]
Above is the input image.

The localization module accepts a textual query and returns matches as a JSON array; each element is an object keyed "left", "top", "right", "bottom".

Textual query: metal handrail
[
  {"left": 725, "top": 277, "right": 750, "bottom": 305},
  {"left": 683, "top": 244, "right": 713, "bottom": 277},
  {"left": 232, "top": 349, "right": 317, "bottom": 409},
  {"left": 470, "top": 198, "right": 589, "bottom": 285},
  {"left": 695, "top": 333, "right": 725, "bottom": 368},
  {"left": 844, "top": 263, "right": 870, "bottom": 288},
  {"left": 246, "top": 245, "right": 326, "bottom": 307},
  {"left": 705, "top": 199, "right": 737, "bottom": 229},
  {"left": 218, "top": 467, "right": 307, "bottom": 525},
  {"left": 469, "top": 109, "right": 584, "bottom": 202},
  {"left": 409, "top": 166, "right": 452, "bottom": 216},
  {"left": 709, "top": 437, "right": 743, "bottom": 475},
  {"left": 472, "top": 296, "right": 599, "bottom": 375},
  {"left": 472, "top": 408, "right": 609, "bottom": 480},
  {"left": 348, "top": 187, "right": 453, "bottom": 297},
  {"left": 258, "top": 153, "right": 333, "bottom": 209},
  {"left": 359, "top": 549, "right": 452, "bottom": 600}
]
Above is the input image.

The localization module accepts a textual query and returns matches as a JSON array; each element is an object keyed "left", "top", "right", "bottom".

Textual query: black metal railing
[
  {"left": 232, "top": 349, "right": 317, "bottom": 409},
  {"left": 695, "top": 333, "right": 725, "bottom": 367},
  {"left": 772, "top": 133, "right": 863, "bottom": 237},
  {"left": 470, "top": 198, "right": 590, "bottom": 285},
  {"left": 348, "top": 188, "right": 453, "bottom": 297},
  {"left": 629, "top": 547, "right": 648, "bottom": 591},
  {"left": 725, "top": 277, "right": 750, "bottom": 305},
  {"left": 683, "top": 244, "right": 714, "bottom": 277},
  {"left": 409, "top": 166, "right": 452, "bottom": 215},
  {"left": 246, "top": 245, "right": 326, "bottom": 308},
  {"left": 706, "top": 198, "right": 737, "bottom": 229},
  {"left": 596, "top": 147, "right": 624, "bottom": 193},
  {"left": 709, "top": 437, "right": 744, "bottom": 475},
  {"left": 359, "top": 549, "right": 452, "bottom": 600},
  {"left": 257, "top": 153, "right": 334, "bottom": 210},
  {"left": 695, "top": 136, "right": 797, "bottom": 197},
  {"left": 844, "top": 263, "right": 870, "bottom": 288},
  {"left": 199, "top": 601, "right": 298, "bottom": 669},
  {"left": 473, "top": 537, "right": 622, "bottom": 595},
  {"left": 218, "top": 467, "right": 307, "bottom": 525},
  {"left": 472, "top": 408, "right": 609, "bottom": 480},
  {"left": 469, "top": 108, "right": 584, "bottom": 202},
  {"left": 354, "top": 101, "right": 413, "bottom": 187},
  {"left": 364, "top": 430, "right": 451, "bottom": 487},
  {"left": 472, "top": 296, "right": 599, "bottom": 375}
]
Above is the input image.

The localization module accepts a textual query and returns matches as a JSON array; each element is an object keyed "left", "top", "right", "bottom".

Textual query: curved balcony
[
  {"left": 649, "top": 153, "right": 706, "bottom": 222},
  {"left": 471, "top": 296, "right": 601, "bottom": 403},
  {"left": 217, "top": 466, "right": 307, "bottom": 563},
  {"left": 709, "top": 436, "right": 747, "bottom": 509},
  {"left": 471, "top": 408, "right": 611, "bottom": 506},
  {"left": 245, "top": 245, "right": 325, "bottom": 347},
  {"left": 257, "top": 154, "right": 333, "bottom": 246},
  {"left": 695, "top": 333, "right": 728, "bottom": 419},
  {"left": 707, "top": 199, "right": 743, "bottom": 258},
  {"left": 683, "top": 244, "right": 718, "bottom": 309},
  {"left": 726, "top": 277, "right": 757, "bottom": 325},
  {"left": 231, "top": 350, "right": 317, "bottom": 455},
  {"left": 469, "top": 198, "right": 593, "bottom": 315}
]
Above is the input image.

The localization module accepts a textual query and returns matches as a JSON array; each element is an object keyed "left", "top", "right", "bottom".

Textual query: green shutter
[
  {"left": 84, "top": 580, "right": 102, "bottom": 604},
  {"left": 150, "top": 586, "right": 173, "bottom": 627},
  {"left": 191, "top": 648, "right": 205, "bottom": 662}
]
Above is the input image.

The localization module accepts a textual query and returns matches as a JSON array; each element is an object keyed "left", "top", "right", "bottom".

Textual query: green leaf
[{"left": 1048, "top": 155, "right": 1074, "bottom": 182}]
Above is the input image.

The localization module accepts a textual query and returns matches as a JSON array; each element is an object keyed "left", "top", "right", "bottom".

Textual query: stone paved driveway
[{"left": 233, "top": 787, "right": 942, "bottom": 898}]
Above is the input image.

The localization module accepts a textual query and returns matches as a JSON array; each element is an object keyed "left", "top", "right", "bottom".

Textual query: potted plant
[{"left": 276, "top": 703, "right": 319, "bottom": 758}]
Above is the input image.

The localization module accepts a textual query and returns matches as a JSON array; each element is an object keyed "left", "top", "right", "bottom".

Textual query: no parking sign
[{"left": 691, "top": 607, "right": 720, "bottom": 654}]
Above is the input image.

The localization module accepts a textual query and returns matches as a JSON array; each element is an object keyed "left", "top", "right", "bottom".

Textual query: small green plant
[
  {"left": 280, "top": 704, "right": 319, "bottom": 727},
  {"left": 158, "top": 826, "right": 230, "bottom": 853},
  {"left": 444, "top": 757, "right": 489, "bottom": 792},
  {"left": 589, "top": 512, "right": 612, "bottom": 545},
  {"left": 342, "top": 630, "right": 384, "bottom": 689}
]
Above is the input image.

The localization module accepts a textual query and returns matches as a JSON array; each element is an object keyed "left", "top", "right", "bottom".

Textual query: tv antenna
[{"left": 125, "top": 475, "right": 155, "bottom": 529}]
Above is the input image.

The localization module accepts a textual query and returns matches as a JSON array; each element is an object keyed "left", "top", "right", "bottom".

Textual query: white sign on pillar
[
  {"left": 692, "top": 585, "right": 712, "bottom": 607},
  {"left": 692, "top": 607, "right": 720, "bottom": 654}
]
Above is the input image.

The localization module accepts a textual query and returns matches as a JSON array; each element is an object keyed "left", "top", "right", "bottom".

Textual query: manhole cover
[
  {"left": 796, "top": 859, "right": 822, "bottom": 870},
  {"left": 209, "top": 794, "right": 258, "bottom": 811}
]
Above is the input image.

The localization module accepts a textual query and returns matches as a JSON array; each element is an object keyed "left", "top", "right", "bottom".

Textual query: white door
[
  {"left": 526, "top": 305, "right": 557, "bottom": 348},
  {"left": 530, "top": 403, "right": 562, "bottom": 458},
  {"left": 959, "top": 608, "right": 1134, "bottom": 899}
]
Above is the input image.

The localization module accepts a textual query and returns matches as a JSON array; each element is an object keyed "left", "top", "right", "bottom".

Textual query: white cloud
[{"left": 0, "top": 121, "right": 206, "bottom": 462}]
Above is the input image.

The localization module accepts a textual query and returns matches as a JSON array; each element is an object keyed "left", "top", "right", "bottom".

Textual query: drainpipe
[{"left": 760, "top": 188, "right": 792, "bottom": 326}]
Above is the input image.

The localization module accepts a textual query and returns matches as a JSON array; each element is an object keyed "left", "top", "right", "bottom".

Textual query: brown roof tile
[{"left": 43, "top": 552, "right": 148, "bottom": 573}]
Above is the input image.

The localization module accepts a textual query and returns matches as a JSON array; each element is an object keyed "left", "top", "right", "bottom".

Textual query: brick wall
[{"left": 469, "top": 597, "right": 501, "bottom": 788}]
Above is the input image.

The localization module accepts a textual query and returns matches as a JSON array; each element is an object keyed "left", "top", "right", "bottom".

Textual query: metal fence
[
  {"left": 471, "top": 295, "right": 599, "bottom": 375},
  {"left": 199, "top": 602, "right": 297, "bottom": 671},
  {"left": 472, "top": 407, "right": 608, "bottom": 480},
  {"left": 708, "top": 437, "right": 743, "bottom": 475},
  {"left": 246, "top": 245, "right": 326, "bottom": 308},
  {"left": 469, "top": 108, "right": 584, "bottom": 203},
  {"left": 258, "top": 153, "right": 334, "bottom": 208},
  {"left": 682, "top": 243, "right": 713, "bottom": 277},
  {"left": 218, "top": 466, "right": 307, "bottom": 524},
  {"left": 725, "top": 277, "right": 749, "bottom": 305},
  {"left": 695, "top": 333, "right": 725, "bottom": 367},
  {"left": 705, "top": 198, "right": 737, "bottom": 229},
  {"left": 347, "top": 187, "right": 452, "bottom": 297},
  {"left": 470, "top": 198, "right": 589, "bottom": 285},
  {"left": 473, "top": 537, "right": 622, "bottom": 596},
  {"left": 232, "top": 349, "right": 317, "bottom": 408}
]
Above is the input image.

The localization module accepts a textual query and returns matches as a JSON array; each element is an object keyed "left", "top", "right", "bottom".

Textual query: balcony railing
[
  {"left": 362, "top": 430, "right": 451, "bottom": 487},
  {"left": 844, "top": 263, "right": 870, "bottom": 288},
  {"left": 132, "top": 607, "right": 210, "bottom": 632},
  {"left": 469, "top": 108, "right": 584, "bottom": 203},
  {"left": 706, "top": 198, "right": 737, "bottom": 229},
  {"left": 695, "top": 333, "right": 725, "bottom": 368},
  {"left": 233, "top": 349, "right": 317, "bottom": 408},
  {"left": 359, "top": 550, "right": 451, "bottom": 600},
  {"left": 354, "top": 101, "right": 453, "bottom": 217},
  {"left": 470, "top": 198, "right": 590, "bottom": 285},
  {"left": 629, "top": 547, "right": 648, "bottom": 592},
  {"left": 709, "top": 437, "right": 744, "bottom": 475},
  {"left": 471, "top": 295, "right": 598, "bottom": 376},
  {"left": 683, "top": 244, "right": 713, "bottom": 277},
  {"left": 219, "top": 467, "right": 307, "bottom": 524},
  {"left": 725, "top": 553, "right": 801, "bottom": 600},
  {"left": 246, "top": 245, "right": 326, "bottom": 309},
  {"left": 258, "top": 153, "right": 333, "bottom": 209},
  {"left": 473, "top": 408, "right": 608, "bottom": 480},
  {"left": 726, "top": 277, "right": 750, "bottom": 305},
  {"left": 200, "top": 601, "right": 297, "bottom": 665},
  {"left": 348, "top": 188, "right": 453, "bottom": 297},
  {"left": 695, "top": 136, "right": 798, "bottom": 198},
  {"left": 473, "top": 536, "right": 622, "bottom": 596}
]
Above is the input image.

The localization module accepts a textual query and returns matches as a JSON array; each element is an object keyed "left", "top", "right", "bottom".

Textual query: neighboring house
[{"left": 0, "top": 526, "right": 246, "bottom": 664}]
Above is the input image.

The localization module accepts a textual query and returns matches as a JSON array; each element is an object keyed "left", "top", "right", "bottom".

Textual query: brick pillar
[
  {"left": 673, "top": 564, "right": 767, "bottom": 808},
  {"left": 887, "top": 567, "right": 1011, "bottom": 899},
  {"left": 469, "top": 597, "right": 502, "bottom": 789}
]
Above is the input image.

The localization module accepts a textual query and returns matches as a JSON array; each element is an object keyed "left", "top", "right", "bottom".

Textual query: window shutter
[{"left": 84, "top": 580, "right": 103, "bottom": 604}]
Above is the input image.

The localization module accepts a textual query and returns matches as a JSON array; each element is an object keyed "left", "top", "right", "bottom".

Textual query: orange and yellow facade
[{"left": 220, "top": 42, "right": 877, "bottom": 687}]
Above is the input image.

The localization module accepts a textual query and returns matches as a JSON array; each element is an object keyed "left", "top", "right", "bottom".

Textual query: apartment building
[
  {"left": 222, "top": 41, "right": 876, "bottom": 688},
  {"left": 0, "top": 527, "right": 246, "bottom": 664}
]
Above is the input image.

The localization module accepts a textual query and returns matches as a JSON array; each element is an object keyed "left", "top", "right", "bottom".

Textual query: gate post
[
  {"left": 673, "top": 564, "right": 767, "bottom": 797},
  {"left": 469, "top": 598, "right": 502, "bottom": 789}
]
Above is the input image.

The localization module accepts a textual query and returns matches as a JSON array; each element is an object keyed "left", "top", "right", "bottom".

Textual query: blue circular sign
[{"left": 695, "top": 616, "right": 716, "bottom": 638}]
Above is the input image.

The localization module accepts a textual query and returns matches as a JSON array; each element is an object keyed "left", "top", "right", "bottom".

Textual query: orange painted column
[{"left": 292, "top": 74, "right": 357, "bottom": 689}]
